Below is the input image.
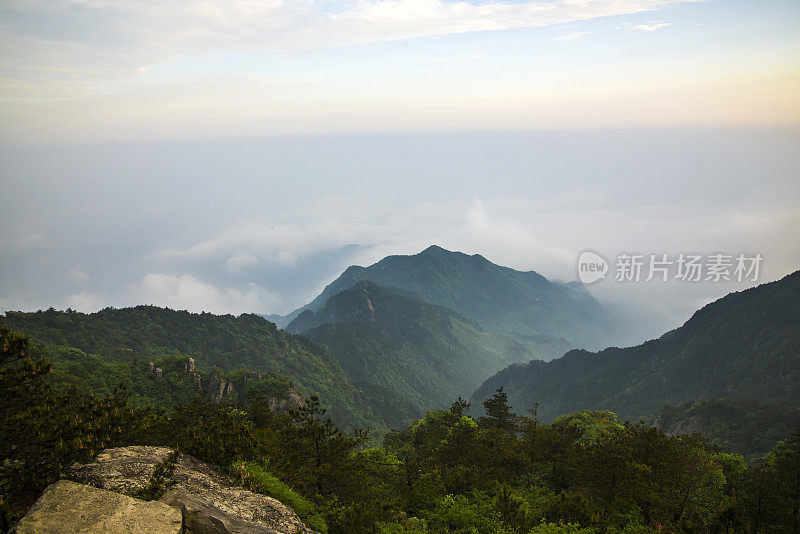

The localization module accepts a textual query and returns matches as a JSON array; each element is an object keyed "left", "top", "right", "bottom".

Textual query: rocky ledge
[
  {"left": 12, "top": 479, "right": 183, "bottom": 534},
  {"left": 13, "top": 446, "right": 317, "bottom": 534}
]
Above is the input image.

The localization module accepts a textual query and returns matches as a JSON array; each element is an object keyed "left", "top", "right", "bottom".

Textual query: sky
[
  {"left": 1, "top": 0, "right": 799, "bottom": 143},
  {"left": 1, "top": 0, "right": 799, "bottom": 343}
]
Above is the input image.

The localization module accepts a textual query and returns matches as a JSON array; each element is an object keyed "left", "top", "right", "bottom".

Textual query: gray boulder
[
  {"left": 67, "top": 445, "right": 317, "bottom": 534},
  {"left": 12, "top": 479, "right": 182, "bottom": 534},
  {"left": 162, "top": 488, "right": 280, "bottom": 534}
]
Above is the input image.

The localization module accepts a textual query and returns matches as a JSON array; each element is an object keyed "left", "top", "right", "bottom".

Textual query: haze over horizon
[{"left": 2, "top": 127, "right": 799, "bottom": 343}]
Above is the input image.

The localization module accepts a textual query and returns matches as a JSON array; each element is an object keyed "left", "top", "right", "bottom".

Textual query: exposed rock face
[
  {"left": 67, "top": 446, "right": 316, "bottom": 534},
  {"left": 664, "top": 415, "right": 709, "bottom": 438},
  {"left": 208, "top": 372, "right": 236, "bottom": 403},
  {"left": 162, "top": 488, "right": 283, "bottom": 534},
  {"left": 11, "top": 479, "right": 182, "bottom": 534},
  {"left": 146, "top": 361, "right": 163, "bottom": 380},
  {"left": 181, "top": 357, "right": 203, "bottom": 390},
  {"left": 268, "top": 387, "right": 305, "bottom": 415}
]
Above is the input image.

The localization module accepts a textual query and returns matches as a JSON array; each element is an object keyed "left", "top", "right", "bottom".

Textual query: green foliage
[
  {"left": 290, "top": 281, "right": 541, "bottom": 430},
  {"left": 479, "top": 386, "right": 519, "bottom": 431},
  {"left": 3, "top": 323, "right": 799, "bottom": 534},
  {"left": 289, "top": 245, "right": 617, "bottom": 349},
  {"left": 1, "top": 306, "right": 378, "bottom": 430},
  {"left": 528, "top": 522, "right": 599, "bottom": 533},
  {"left": 169, "top": 400, "right": 258, "bottom": 466},
  {"left": 745, "top": 430, "right": 800, "bottom": 532},
  {"left": 133, "top": 451, "right": 178, "bottom": 501},
  {"left": 474, "top": 271, "right": 800, "bottom": 425},
  {"left": 239, "top": 461, "right": 327, "bottom": 533},
  {"left": 656, "top": 398, "right": 800, "bottom": 462},
  {"left": 0, "top": 327, "right": 157, "bottom": 525},
  {"left": 426, "top": 492, "right": 515, "bottom": 534},
  {"left": 0, "top": 325, "right": 28, "bottom": 363},
  {"left": 550, "top": 411, "right": 624, "bottom": 444}
]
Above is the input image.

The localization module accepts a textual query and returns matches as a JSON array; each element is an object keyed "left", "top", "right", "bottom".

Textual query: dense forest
[
  {"left": 474, "top": 271, "right": 800, "bottom": 422},
  {"left": 0, "top": 306, "right": 382, "bottom": 430},
  {"left": 655, "top": 398, "right": 800, "bottom": 462},
  {"left": 2, "top": 326, "right": 799, "bottom": 533},
  {"left": 288, "top": 280, "right": 562, "bottom": 426},
  {"left": 1, "top": 301, "right": 541, "bottom": 434},
  {"left": 2, "top": 267, "right": 799, "bottom": 532}
]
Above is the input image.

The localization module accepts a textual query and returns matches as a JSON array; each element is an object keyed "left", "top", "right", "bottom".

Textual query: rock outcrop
[
  {"left": 64, "top": 446, "right": 317, "bottom": 534},
  {"left": 184, "top": 357, "right": 202, "bottom": 390},
  {"left": 268, "top": 386, "right": 305, "bottom": 415},
  {"left": 147, "top": 361, "right": 163, "bottom": 380},
  {"left": 208, "top": 371, "right": 237, "bottom": 403},
  {"left": 11, "top": 479, "right": 183, "bottom": 534}
]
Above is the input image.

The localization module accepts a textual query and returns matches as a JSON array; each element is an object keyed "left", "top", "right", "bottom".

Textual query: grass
[{"left": 237, "top": 461, "right": 327, "bottom": 533}]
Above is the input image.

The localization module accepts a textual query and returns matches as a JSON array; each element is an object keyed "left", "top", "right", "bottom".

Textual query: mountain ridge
[
  {"left": 287, "top": 280, "right": 566, "bottom": 427},
  {"left": 472, "top": 270, "right": 800, "bottom": 422},
  {"left": 276, "top": 244, "right": 620, "bottom": 349},
  {"left": 0, "top": 305, "right": 380, "bottom": 429}
]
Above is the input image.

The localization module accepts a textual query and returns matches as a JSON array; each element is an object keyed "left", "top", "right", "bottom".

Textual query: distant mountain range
[
  {"left": 473, "top": 270, "right": 800, "bottom": 423},
  {"left": 6, "top": 247, "right": 795, "bottom": 450},
  {"left": 285, "top": 280, "right": 565, "bottom": 425},
  {"left": 275, "top": 245, "right": 619, "bottom": 350},
  {"left": 3, "top": 245, "right": 618, "bottom": 435}
]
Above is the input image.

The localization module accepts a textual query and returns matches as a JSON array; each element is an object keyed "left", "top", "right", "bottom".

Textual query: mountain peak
[
  {"left": 417, "top": 245, "right": 490, "bottom": 263},
  {"left": 294, "top": 244, "right": 620, "bottom": 348},
  {"left": 419, "top": 244, "right": 451, "bottom": 256}
]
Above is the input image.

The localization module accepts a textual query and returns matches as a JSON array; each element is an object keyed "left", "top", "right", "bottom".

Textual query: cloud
[
  {"left": 9, "top": 234, "right": 49, "bottom": 250},
  {"left": 0, "top": 0, "right": 699, "bottom": 88},
  {"left": 552, "top": 31, "right": 590, "bottom": 42},
  {"left": 154, "top": 203, "right": 396, "bottom": 268},
  {"left": 223, "top": 253, "right": 259, "bottom": 273},
  {"left": 66, "top": 291, "right": 106, "bottom": 312},
  {"left": 0, "top": 72, "right": 320, "bottom": 101},
  {"left": 422, "top": 53, "right": 486, "bottom": 63},
  {"left": 2, "top": 129, "right": 796, "bottom": 339},
  {"left": 633, "top": 22, "right": 670, "bottom": 31},
  {"left": 69, "top": 266, "right": 90, "bottom": 281},
  {"left": 136, "top": 273, "right": 282, "bottom": 314}
]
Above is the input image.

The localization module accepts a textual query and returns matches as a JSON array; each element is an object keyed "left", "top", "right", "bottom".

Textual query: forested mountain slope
[
  {"left": 0, "top": 306, "right": 378, "bottom": 429},
  {"left": 288, "top": 280, "right": 553, "bottom": 427},
  {"left": 473, "top": 271, "right": 800, "bottom": 422},
  {"left": 654, "top": 398, "right": 800, "bottom": 462},
  {"left": 282, "top": 245, "right": 619, "bottom": 350}
]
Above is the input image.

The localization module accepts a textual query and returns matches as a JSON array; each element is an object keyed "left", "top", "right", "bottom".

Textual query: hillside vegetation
[
  {"left": 1, "top": 306, "right": 377, "bottom": 429},
  {"left": 474, "top": 271, "right": 800, "bottom": 423},
  {"left": 655, "top": 398, "right": 800, "bottom": 462},
  {"left": 3, "top": 326, "right": 798, "bottom": 534},
  {"left": 289, "top": 281, "right": 555, "bottom": 427}
]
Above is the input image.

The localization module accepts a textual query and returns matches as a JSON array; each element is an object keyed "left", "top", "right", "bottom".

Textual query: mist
[{"left": 1, "top": 127, "right": 798, "bottom": 345}]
